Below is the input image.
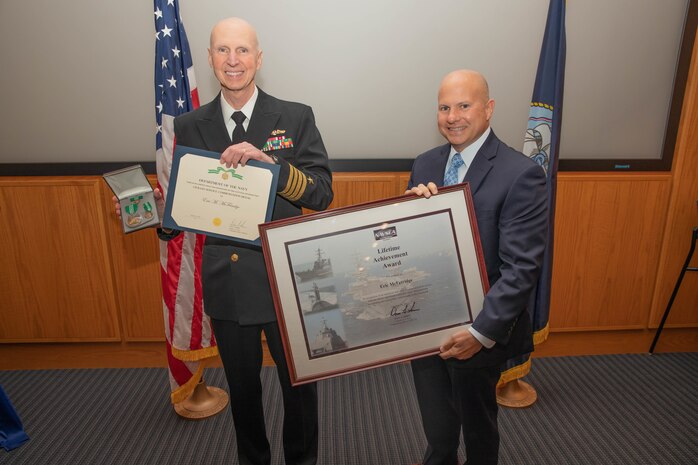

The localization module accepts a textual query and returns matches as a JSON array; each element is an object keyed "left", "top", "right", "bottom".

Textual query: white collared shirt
[
  {"left": 221, "top": 86, "right": 259, "bottom": 139},
  {"left": 443, "top": 126, "right": 492, "bottom": 184}
]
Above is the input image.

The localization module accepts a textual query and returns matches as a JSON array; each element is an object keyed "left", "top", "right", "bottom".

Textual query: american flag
[{"left": 154, "top": 0, "right": 217, "bottom": 404}]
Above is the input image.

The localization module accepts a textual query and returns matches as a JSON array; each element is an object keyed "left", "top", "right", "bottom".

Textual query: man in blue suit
[{"left": 407, "top": 70, "right": 548, "bottom": 465}]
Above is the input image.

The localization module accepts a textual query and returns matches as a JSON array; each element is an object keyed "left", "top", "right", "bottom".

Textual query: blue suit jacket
[{"left": 409, "top": 131, "right": 548, "bottom": 366}]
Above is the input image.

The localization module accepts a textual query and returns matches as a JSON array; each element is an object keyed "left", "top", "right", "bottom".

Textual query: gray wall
[{"left": 0, "top": 0, "right": 688, "bottom": 164}]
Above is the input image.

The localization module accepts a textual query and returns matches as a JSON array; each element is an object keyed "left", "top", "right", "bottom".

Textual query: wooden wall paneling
[
  {"left": 100, "top": 177, "right": 164, "bottom": 341},
  {"left": 549, "top": 174, "right": 672, "bottom": 331},
  {"left": 0, "top": 341, "right": 169, "bottom": 370},
  {"left": 398, "top": 173, "right": 411, "bottom": 193},
  {"left": 328, "top": 172, "right": 408, "bottom": 209},
  {"left": 649, "top": 33, "right": 698, "bottom": 330},
  {"left": 649, "top": 274, "right": 698, "bottom": 329},
  {"left": 0, "top": 170, "right": 696, "bottom": 368},
  {"left": 1, "top": 327, "right": 695, "bottom": 370},
  {"left": 0, "top": 177, "right": 121, "bottom": 342},
  {"left": 533, "top": 328, "right": 698, "bottom": 358}
]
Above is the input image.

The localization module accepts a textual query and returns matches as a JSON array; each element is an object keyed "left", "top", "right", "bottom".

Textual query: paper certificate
[
  {"left": 162, "top": 146, "right": 279, "bottom": 245},
  {"left": 260, "top": 184, "right": 489, "bottom": 384}
]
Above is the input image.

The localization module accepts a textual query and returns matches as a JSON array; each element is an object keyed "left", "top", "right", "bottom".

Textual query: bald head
[
  {"left": 210, "top": 17, "right": 260, "bottom": 50},
  {"left": 439, "top": 70, "right": 490, "bottom": 102},
  {"left": 436, "top": 69, "right": 494, "bottom": 152},
  {"left": 208, "top": 17, "right": 263, "bottom": 108}
]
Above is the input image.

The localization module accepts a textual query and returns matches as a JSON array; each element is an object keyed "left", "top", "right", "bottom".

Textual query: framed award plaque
[{"left": 259, "top": 184, "right": 489, "bottom": 385}]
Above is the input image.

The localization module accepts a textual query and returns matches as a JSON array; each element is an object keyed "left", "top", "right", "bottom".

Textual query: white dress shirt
[
  {"left": 221, "top": 86, "right": 259, "bottom": 139},
  {"left": 444, "top": 127, "right": 496, "bottom": 350}
]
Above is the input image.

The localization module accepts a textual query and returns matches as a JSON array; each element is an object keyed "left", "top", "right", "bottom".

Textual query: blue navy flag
[
  {"left": 154, "top": 0, "right": 217, "bottom": 405},
  {"left": 500, "top": 0, "right": 566, "bottom": 386}
]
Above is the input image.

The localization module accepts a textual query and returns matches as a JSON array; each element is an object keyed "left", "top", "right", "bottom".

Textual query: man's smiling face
[
  {"left": 208, "top": 18, "right": 262, "bottom": 105},
  {"left": 437, "top": 71, "right": 494, "bottom": 152}
]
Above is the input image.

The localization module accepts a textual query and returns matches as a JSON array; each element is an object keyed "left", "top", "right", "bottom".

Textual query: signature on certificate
[
  {"left": 203, "top": 197, "right": 241, "bottom": 209},
  {"left": 229, "top": 219, "right": 248, "bottom": 230}
]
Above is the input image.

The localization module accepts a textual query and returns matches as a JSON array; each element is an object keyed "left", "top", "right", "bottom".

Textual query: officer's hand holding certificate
[{"left": 162, "top": 145, "right": 280, "bottom": 245}]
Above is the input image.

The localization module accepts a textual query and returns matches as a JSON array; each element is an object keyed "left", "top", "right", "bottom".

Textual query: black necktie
[{"left": 231, "top": 111, "right": 246, "bottom": 143}]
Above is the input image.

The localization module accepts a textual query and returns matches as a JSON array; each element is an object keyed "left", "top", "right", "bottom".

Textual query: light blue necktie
[{"left": 443, "top": 152, "right": 464, "bottom": 186}]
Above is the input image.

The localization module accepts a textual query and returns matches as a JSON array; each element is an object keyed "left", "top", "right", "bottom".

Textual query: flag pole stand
[
  {"left": 174, "top": 379, "right": 229, "bottom": 420},
  {"left": 496, "top": 379, "right": 537, "bottom": 408}
]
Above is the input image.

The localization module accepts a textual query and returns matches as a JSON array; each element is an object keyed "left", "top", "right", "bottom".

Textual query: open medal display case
[{"left": 103, "top": 165, "right": 159, "bottom": 233}]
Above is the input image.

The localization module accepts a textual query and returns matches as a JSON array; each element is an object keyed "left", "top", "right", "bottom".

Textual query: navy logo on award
[{"left": 374, "top": 226, "right": 397, "bottom": 241}]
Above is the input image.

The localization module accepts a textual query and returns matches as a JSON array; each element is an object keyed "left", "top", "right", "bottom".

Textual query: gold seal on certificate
[{"left": 162, "top": 146, "right": 280, "bottom": 245}]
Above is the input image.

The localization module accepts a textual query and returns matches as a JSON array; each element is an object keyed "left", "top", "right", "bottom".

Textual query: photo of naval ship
[
  {"left": 299, "top": 282, "right": 339, "bottom": 313},
  {"left": 310, "top": 317, "right": 348, "bottom": 355},
  {"left": 294, "top": 248, "right": 333, "bottom": 282},
  {"left": 342, "top": 258, "right": 430, "bottom": 321}
]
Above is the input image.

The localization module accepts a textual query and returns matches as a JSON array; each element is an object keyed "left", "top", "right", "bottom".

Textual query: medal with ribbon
[
  {"left": 143, "top": 202, "right": 154, "bottom": 219},
  {"left": 124, "top": 196, "right": 143, "bottom": 227}
]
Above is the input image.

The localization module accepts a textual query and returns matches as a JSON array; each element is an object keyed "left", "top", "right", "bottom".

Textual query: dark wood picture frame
[{"left": 259, "top": 184, "right": 489, "bottom": 385}]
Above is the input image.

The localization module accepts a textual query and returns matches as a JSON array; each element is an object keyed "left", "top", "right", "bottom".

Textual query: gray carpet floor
[{"left": 0, "top": 353, "right": 696, "bottom": 465}]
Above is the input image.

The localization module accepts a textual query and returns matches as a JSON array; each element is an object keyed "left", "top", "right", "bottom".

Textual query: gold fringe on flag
[
  {"left": 169, "top": 346, "right": 219, "bottom": 404},
  {"left": 170, "top": 362, "right": 206, "bottom": 404},
  {"left": 533, "top": 322, "right": 550, "bottom": 345},
  {"left": 170, "top": 345, "right": 219, "bottom": 362},
  {"left": 497, "top": 322, "right": 550, "bottom": 387}
]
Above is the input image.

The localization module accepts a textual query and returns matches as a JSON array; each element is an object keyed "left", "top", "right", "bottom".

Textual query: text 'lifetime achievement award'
[{"left": 162, "top": 145, "right": 280, "bottom": 245}]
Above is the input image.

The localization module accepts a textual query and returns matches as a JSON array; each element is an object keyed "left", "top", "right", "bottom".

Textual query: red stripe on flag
[
  {"left": 189, "top": 233, "right": 206, "bottom": 349},
  {"left": 165, "top": 235, "right": 185, "bottom": 340},
  {"left": 166, "top": 339, "right": 195, "bottom": 386},
  {"left": 190, "top": 88, "right": 200, "bottom": 109}
]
